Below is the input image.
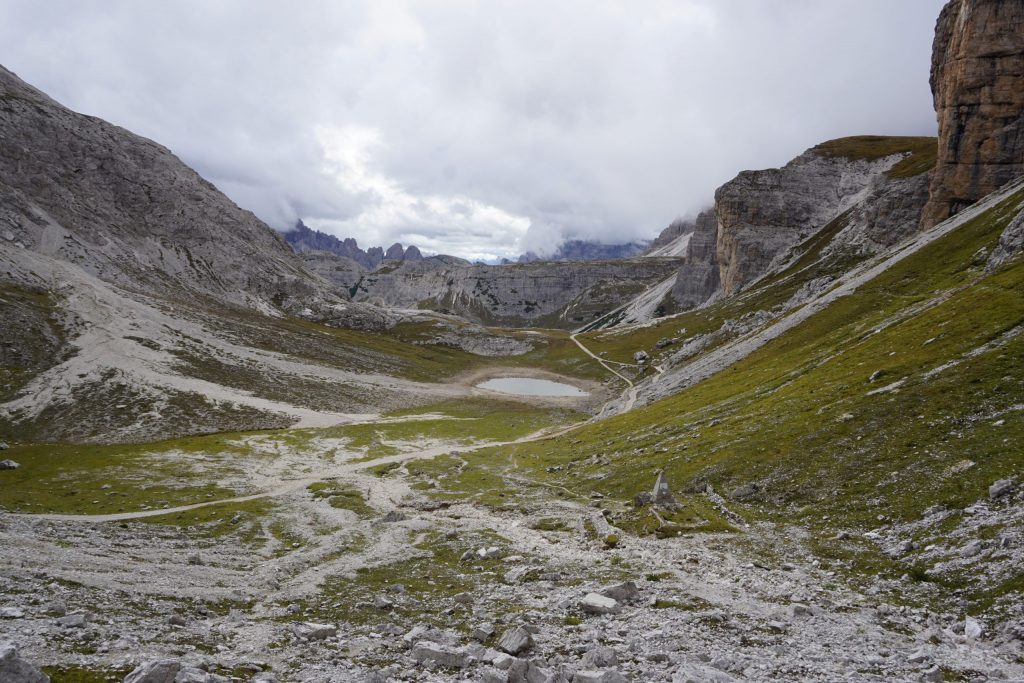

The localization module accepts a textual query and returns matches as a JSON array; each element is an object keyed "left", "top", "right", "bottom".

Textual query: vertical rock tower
[{"left": 920, "top": 0, "right": 1024, "bottom": 229}]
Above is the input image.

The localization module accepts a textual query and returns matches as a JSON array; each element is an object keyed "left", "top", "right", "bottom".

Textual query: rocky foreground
[{"left": 1, "top": 439, "right": 1022, "bottom": 683}]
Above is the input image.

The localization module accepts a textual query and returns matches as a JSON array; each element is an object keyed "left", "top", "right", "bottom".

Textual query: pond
[{"left": 476, "top": 377, "right": 588, "bottom": 397}]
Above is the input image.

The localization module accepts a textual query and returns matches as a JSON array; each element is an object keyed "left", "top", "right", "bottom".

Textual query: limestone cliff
[
  {"left": 670, "top": 209, "right": 720, "bottom": 309},
  {"left": 920, "top": 0, "right": 1024, "bottom": 228}
]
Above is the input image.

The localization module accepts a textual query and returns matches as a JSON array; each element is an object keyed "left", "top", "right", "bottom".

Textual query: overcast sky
[{"left": 1, "top": 0, "right": 946, "bottom": 260}]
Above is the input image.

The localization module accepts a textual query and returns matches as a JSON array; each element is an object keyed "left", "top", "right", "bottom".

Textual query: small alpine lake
[{"left": 476, "top": 377, "right": 588, "bottom": 397}]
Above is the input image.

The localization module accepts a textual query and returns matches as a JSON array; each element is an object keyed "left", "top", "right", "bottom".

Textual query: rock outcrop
[
  {"left": 0, "top": 65, "right": 333, "bottom": 314},
  {"left": 670, "top": 208, "right": 721, "bottom": 309},
  {"left": 517, "top": 239, "right": 648, "bottom": 263},
  {"left": 299, "top": 250, "right": 366, "bottom": 296},
  {"left": 350, "top": 256, "right": 681, "bottom": 328},
  {"left": 920, "top": 0, "right": 1024, "bottom": 228},
  {"left": 661, "top": 137, "right": 937, "bottom": 311},
  {"left": 714, "top": 142, "right": 913, "bottom": 296},
  {"left": 285, "top": 221, "right": 425, "bottom": 267}
]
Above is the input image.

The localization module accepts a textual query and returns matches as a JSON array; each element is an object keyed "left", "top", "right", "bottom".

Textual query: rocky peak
[{"left": 920, "top": 0, "right": 1024, "bottom": 228}]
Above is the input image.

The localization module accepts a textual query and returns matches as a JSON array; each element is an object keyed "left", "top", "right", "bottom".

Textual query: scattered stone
[
  {"left": 634, "top": 351, "right": 649, "bottom": 364},
  {"left": 579, "top": 593, "right": 621, "bottom": 615},
  {"left": 789, "top": 603, "right": 814, "bottom": 618},
  {"left": 382, "top": 510, "right": 406, "bottom": 523},
  {"left": 573, "top": 671, "right": 627, "bottom": 683},
  {"left": 965, "top": 617, "right": 983, "bottom": 639},
  {"left": 0, "top": 460, "right": 19, "bottom": 470},
  {"left": 497, "top": 626, "right": 534, "bottom": 655},
  {"left": 960, "top": 540, "right": 984, "bottom": 558},
  {"left": 56, "top": 613, "right": 86, "bottom": 628},
  {"left": 291, "top": 622, "right": 337, "bottom": 641},
  {"left": 471, "top": 623, "right": 496, "bottom": 642},
  {"left": 599, "top": 581, "right": 639, "bottom": 604},
  {"left": 0, "top": 607, "right": 24, "bottom": 619},
  {"left": 124, "top": 660, "right": 181, "bottom": 683},
  {"left": 581, "top": 645, "right": 618, "bottom": 668},
  {"left": 373, "top": 595, "right": 394, "bottom": 610},
  {"left": 507, "top": 658, "right": 549, "bottom": 683},
  {"left": 728, "top": 483, "right": 759, "bottom": 501},
  {"left": 168, "top": 614, "right": 187, "bottom": 627},
  {"left": 187, "top": 553, "right": 203, "bottom": 566},
  {"left": 0, "top": 641, "right": 49, "bottom": 683},
  {"left": 410, "top": 641, "right": 468, "bottom": 669},
  {"left": 0, "top": 441, "right": 8, "bottom": 450},
  {"left": 655, "top": 337, "right": 678, "bottom": 349},
  {"left": 989, "top": 479, "right": 1013, "bottom": 500},
  {"left": 921, "top": 665, "right": 943, "bottom": 682}
]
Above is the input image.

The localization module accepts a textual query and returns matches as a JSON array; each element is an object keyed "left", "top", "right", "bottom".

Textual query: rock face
[
  {"left": 663, "top": 137, "right": 938, "bottom": 311},
  {"left": 349, "top": 256, "right": 681, "bottom": 328},
  {"left": 714, "top": 145, "right": 907, "bottom": 296},
  {"left": 670, "top": 208, "right": 721, "bottom": 309},
  {"left": 920, "top": 0, "right": 1024, "bottom": 228},
  {"left": 299, "top": 250, "right": 366, "bottom": 296},
  {"left": 0, "top": 65, "right": 333, "bottom": 314}
]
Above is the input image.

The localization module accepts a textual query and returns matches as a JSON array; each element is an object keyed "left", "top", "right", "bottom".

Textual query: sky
[{"left": 0, "top": 0, "right": 946, "bottom": 261}]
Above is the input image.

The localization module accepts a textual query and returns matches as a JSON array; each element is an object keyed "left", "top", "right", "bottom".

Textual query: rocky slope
[
  {"left": 0, "top": 66, "right": 335, "bottom": 316},
  {"left": 920, "top": 0, "right": 1024, "bottom": 228}
]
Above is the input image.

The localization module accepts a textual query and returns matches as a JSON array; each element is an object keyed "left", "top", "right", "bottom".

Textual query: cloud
[{"left": 0, "top": 0, "right": 946, "bottom": 260}]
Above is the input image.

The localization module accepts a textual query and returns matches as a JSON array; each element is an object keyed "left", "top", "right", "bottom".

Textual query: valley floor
[{"left": 1, "top": 369, "right": 1022, "bottom": 682}]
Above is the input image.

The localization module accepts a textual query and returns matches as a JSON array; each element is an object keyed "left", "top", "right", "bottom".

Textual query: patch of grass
[
  {"left": 812, "top": 135, "right": 937, "bottom": 178},
  {"left": 308, "top": 481, "right": 374, "bottom": 517},
  {"left": 484, "top": 187, "right": 1023, "bottom": 609},
  {"left": 0, "top": 431, "right": 266, "bottom": 515},
  {"left": 42, "top": 665, "right": 132, "bottom": 683},
  {"left": 532, "top": 517, "right": 572, "bottom": 532}
]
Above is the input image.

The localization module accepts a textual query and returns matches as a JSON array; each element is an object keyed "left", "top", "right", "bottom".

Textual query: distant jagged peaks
[
  {"left": 284, "top": 220, "right": 424, "bottom": 269},
  {"left": 514, "top": 239, "right": 648, "bottom": 264}
]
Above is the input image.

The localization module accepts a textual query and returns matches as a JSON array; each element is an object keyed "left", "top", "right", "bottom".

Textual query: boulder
[
  {"left": 599, "top": 581, "right": 639, "bottom": 604},
  {"left": 410, "top": 641, "right": 468, "bottom": 669},
  {"left": 0, "top": 642, "right": 50, "bottom": 683},
  {"left": 0, "top": 460, "right": 19, "bottom": 470},
  {"left": 989, "top": 478, "right": 1013, "bottom": 500},
  {"left": 123, "top": 660, "right": 181, "bottom": 683},
  {"left": 291, "top": 622, "right": 337, "bottom": 641},
  {"left": 573, "top": 671, "right": 627, "bottom": 683},
  {"left": 507, "top": 658, "right": 549, "bottom": 683},
  {"left": 581, "top": 645, "right": 618, "bottom": 668},
  {"left": 497, "top": 626, "right": 534, "bottom": 655},
  {"left": 579, "top": 593, "right": 621, "bottom": 615}
]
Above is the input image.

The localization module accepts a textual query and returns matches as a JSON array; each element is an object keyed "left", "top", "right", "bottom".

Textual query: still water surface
[{"left": 476, "top": 377, "right": 587, "bottom": 397}]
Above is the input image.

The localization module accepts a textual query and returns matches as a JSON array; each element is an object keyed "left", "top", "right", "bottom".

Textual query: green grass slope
[{"left": 465, "top": 187, "right": 1023, "bottom": 609}]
